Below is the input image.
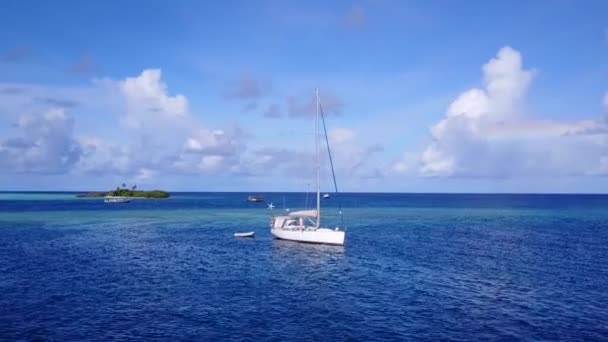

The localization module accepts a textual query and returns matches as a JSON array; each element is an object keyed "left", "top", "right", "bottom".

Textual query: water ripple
[{"left": 1, "top": 193, "right": 608, "bottom": 340}]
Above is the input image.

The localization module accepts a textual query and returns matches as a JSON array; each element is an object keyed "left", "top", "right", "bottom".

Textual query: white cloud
[
  {"left": 198, "top": 155, "right": 224, "bottom": 171},
  {"left": 325, "top": 127, "right": 383, "bottom": 179},
  {"left": 0, "top": 69, "right": 360, "bottom": 185},
  {"left": 442, "top": 46, "right": 533, "bottom": 123},
  {"left": 75, "top": 69, "right": 248, "bottom": 180},
  {"left": 329, "top": 127, "right": 355, "bottom": 144},
  {"left": 6, "top": 52, "right": 606, "bottom": 189},
  {"left": 418, "top": 46, "right": 608, "bottom": 178},
  {"left": 183, "top": 128, "right": 240, "bottom": 155},
  {"left": 0, "top": 82, "right": 102, "bottom": 124},
  {"left": 169, "top": 125, "right": 244, "bottom": 176},
  {"left": 388, "top": 152, "right": 420, "bottom": 175},
  {"left": 233, "top": 126, "right": 382, "bottom": 184},
  {"left": 0, "top": 108, "right": 81, "bottom": 174},
  {"left": 119, "top": 69, "right": 188, "bottom": 128},
  {"left": 437, "top": 46, "right": 533, "bottom": 130},
  {"left": 77, "top": 135, "right": 132, "bottom": 174},
  {"left": 236, "top": 147, "right": 308, "bottom": 178},
  {"left": 134, "top": 168, "right": 157, "bottom": 182}
]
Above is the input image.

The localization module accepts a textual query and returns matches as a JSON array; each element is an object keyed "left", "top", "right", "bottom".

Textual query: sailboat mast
[{"left": 315, "top": 88, "right": 321, "bottom": 228}]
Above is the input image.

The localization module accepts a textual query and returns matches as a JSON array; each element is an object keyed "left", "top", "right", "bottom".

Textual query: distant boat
[
  {"left": 247, "top": 195, "right": 265, "bottom": 202},
  {"left": 234, "top": 231, "right": 255, "bottom": 238},
  {"left": 104, "top": 196, "right": 131, "bottom": 203},
  {"left": 269, "top": 89, "right": 345, "bottom": 246},
  {"left": 323, "top": 193, "right": 330, "bottom": 199}
]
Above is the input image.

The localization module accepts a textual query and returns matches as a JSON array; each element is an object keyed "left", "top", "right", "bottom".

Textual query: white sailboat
[
  {"left": 104, "top": 196, "right": 131, "bottom": 203},
  {"left": 270, "top": 89, "right": 345, "bottom": 246}
]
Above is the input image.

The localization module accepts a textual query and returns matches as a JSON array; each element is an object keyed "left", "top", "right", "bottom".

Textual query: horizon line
[{"left": 0, "top": 190, "right": 607, "bottom": 195}]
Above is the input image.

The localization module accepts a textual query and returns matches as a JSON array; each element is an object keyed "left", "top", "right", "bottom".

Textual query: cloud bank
[
  {"left": 402, "top": 46, "right": 608, "bottom": 179},
  {"left": 2, "top": 46, "right": 607, "bottom": 190},
  {"left": 0, "top": 109, "right": 81, "bottom": 174}
]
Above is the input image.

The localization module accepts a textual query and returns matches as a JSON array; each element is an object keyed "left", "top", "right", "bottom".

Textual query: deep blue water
[{"left": 1, "top": 192, "right": 608, "bottom": 341}]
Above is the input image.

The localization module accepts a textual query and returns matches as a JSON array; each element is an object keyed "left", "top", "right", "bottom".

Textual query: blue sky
[{"left": 1, "top": 0, "right": 608, "bottom": 192}]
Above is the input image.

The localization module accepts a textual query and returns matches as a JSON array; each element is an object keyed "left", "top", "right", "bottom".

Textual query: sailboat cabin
[{"left": 270, "top": 210, "right": 318, "bottom": 230}]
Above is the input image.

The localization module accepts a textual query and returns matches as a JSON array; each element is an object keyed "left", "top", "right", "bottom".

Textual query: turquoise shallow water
[
  {"left": 1, "top": 192, "right": 608, "bottom": 340},
  {"left": 0, "top": 192, "right": 84, "bottom": 201}
]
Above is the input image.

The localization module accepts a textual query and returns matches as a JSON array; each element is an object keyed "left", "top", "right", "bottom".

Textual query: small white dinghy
[{"left": 234, "top": 231, "right": 255, "bottom": 238}]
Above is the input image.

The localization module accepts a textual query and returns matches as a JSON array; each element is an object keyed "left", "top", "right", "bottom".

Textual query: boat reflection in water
[{"left": 270, "top": 237, "right": 345, "bottom": 268}]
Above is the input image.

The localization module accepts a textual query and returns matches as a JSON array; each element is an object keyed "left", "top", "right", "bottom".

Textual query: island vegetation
[{"left": 76, "top": 184, "right": 170, "bottom": 198}]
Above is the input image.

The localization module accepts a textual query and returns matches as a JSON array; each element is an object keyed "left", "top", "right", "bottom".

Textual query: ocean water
[{"left": 1, "top": 192, "right": 607, "bottom": 341}]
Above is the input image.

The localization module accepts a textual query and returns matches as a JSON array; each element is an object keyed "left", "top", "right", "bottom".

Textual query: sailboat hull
[{"left": 271, "top": 228, "right": 345, "bottom": 246}]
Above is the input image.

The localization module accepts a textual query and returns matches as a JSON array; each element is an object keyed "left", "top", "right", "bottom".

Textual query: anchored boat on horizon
[
  {"left": 247, "top": 195, "right": 265, "bottom": 202},
  {"left": 104, "top": 196, "right": 131, "bottom": 203}
]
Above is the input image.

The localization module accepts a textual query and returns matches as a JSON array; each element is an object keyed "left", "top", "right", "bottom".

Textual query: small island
[{"left": 76, "top": 184, "right": 170, "bottom": 199}]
